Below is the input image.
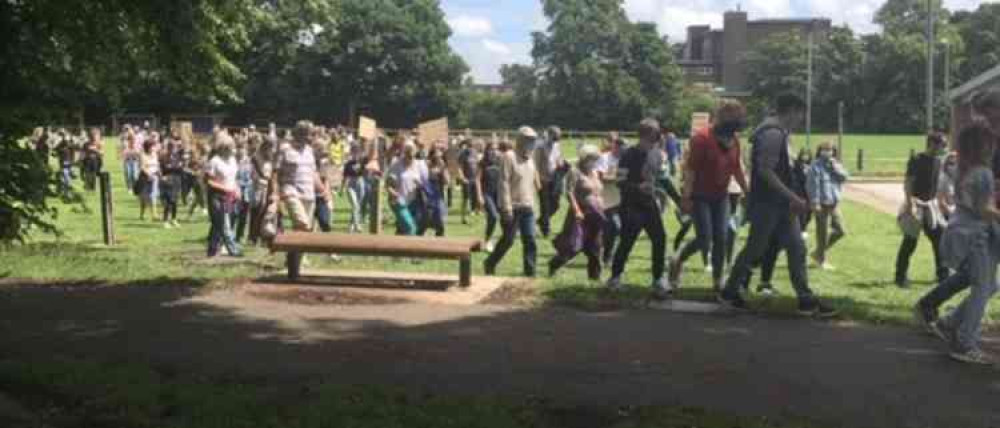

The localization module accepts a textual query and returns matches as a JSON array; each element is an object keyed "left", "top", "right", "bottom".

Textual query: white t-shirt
[
  {"left": 596, "top": 152, "right": 621, "bottom": 208},
  {"left": 208, "top": 156, "right": 239, "bottom": 193},
  {"left": 388, "top": 159, "right": 428, "bottom": 205},
  {"left": 276, "top": 143, "right": 317, "bottom": 201}
]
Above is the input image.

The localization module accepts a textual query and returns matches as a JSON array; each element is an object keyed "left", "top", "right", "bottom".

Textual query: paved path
[
  {"left": 844, "top": 181, "right": 905, "bottom": 215},
  {"left": 2, "top": 283, "right": 1000, "bottom": 428}
]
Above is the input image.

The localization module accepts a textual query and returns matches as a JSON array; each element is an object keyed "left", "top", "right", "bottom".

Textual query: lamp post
[
  {"left": 943, "top": 38, "right": 951, "bottom": 107},
  {"left": 806, "top": 22, "right": 814, "bottom": 149},
  {"left": 925, "top": 0, "right": 935, "bottom": 131}
]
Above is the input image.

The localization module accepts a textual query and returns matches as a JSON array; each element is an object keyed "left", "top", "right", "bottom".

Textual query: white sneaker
[
  {"left": 606, "top": 276, "right": 623, "bottom": 292},
  {"left": 801, "top": 232, "right": 809, "bottom": 241},
  {"left": 652, "top": 277, "right": 673, "bottom": 298},
  {"left": 705, "top": 265, "right": 713, "bottom": 274},
  {"left": 329, "top": 254, "right": 342, "bottom": 263},
  {"left": 485, "top": 240, "right": 495, "bottom": 253}
]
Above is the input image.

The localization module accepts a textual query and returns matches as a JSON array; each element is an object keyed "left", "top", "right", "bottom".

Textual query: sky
[{"left": 442, "top": 0, "right": 991, "bottom": 84}]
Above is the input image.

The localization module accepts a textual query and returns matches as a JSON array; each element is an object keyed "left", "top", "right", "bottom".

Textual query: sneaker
[
  {"left": 913, "top": 302, "right": 939, "bottom": 336},
  {"left": 801, "top": 232, "right": 809, "bottom": 241},
  {"left": 757, "top": 283, "right": 777, "bottom": 297},
  {"left": 931, "top": 320, "right": 955, "bottom": 345},
  {"left": 949, "top": 348, "right": 995, "bottom": 365},
  {"left": 484, "top": 261, "right": 496, "bottom": 276},
  {"left": 329, "top": 254, "right": 342, "bottom": 263},
  {"left": 163, "top": 222, "right": 173, "bottom": 229},
  {"left": 171, "top": 220, "right": 181, "bottom": 227},
  {"left": 798, "top": 299, "right": 838, "bottom": 318},
  {"left": 485, "top": 240, "right": 495, "bottom": 253},
  {"left": 705, "top": 264, "right": 713, "bottom": 274},
  {"left": 652, "top": 277, "right": 673, "bottom": 299},
  {"left": 606, "top": 276, "right": 623, "bottom": 292},
  {"left": 895, "top": 277, "right": 911, "bottom": 289},
  {"left": 718, "top": 290, "right": 750, "bottom": 311},
  {"left": 819, "top": 262, "right": 835, "bottom": 271}
]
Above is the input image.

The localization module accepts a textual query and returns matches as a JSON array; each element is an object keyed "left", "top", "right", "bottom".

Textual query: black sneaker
[
  {"left": 931, "top": 319, "right": 955, "bottom": 345},
  {"left": 718, "top": 290, "right": 750, "bottom": 311},
  {"left": 913, "top": 301, "right": 939, "bottom": 336},
  {"left": 798, "top": 299, "right": 838, "bottom": 318},
  {"left": 484, "top": 261, "right": 496, "bottom": 276}
]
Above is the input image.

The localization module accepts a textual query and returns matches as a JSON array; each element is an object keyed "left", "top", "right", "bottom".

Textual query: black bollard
[{"left": 857, "top": 149, "right": 864, "bottom": 172}]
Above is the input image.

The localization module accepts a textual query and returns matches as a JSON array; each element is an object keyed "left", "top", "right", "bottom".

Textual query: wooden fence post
[
  {"left": 99, "top": 171, "right": 115, "bottom": 245},
  {"left": 857, "top": 149, "right": 864, "bottom": 172}
]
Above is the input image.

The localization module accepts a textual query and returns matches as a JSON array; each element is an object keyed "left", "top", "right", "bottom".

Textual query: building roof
[
  {"left": 749, "top": 18, "right": 831, "bottom": 25},
  {"left": 950, "top": 64, "right": 1000, "bottom": 103}
]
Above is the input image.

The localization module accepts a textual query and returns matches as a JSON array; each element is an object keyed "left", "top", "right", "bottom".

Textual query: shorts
[{"left": 283, "top": 198, "right": 316, "bottom": 231}]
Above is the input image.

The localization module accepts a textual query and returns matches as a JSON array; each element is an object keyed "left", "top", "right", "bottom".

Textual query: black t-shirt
[
  {"left": 618, "top": 146, "right": 658, "bottom": 210},
  {"left": 343, "top": 158, "right": 367, "bottom": 180},
  {"left": 479, "top": 156, "right": 502, "bottom": 197},
  {"left": 459, "top": 148, "right": 478, "bottom": 180},
  {"left": 906, "top": 153, "right": 939, "bottom": 202}
]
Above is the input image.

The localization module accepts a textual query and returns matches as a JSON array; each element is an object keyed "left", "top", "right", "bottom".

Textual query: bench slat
[{"left": 272, "top": 233, "right": 481, "bottom": 259}]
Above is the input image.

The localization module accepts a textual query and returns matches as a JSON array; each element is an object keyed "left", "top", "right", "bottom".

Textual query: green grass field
[{"left": 0, "top": 137, "right": 977, "bottom": 327}]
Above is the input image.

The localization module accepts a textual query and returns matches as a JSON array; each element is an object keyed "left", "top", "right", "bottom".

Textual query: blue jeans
[
  {"left": 485, "top": 208, "right": 537, "bottom": 276},
  {"left": 937, "top": 248, "right": 998, "bottom": 352},
  {"left": 314, "top": 196, "right": 332, "bottom": 233},
  {"left": 207, "top": 195, "right": 241, "bottom": 257},
  {"left": 347, "top": 181, "right": 367, "bottom": 232},
  {"left": 678, "top": 196, "right": 730, "bottom": 280},
  {"left": 420, "top": 198, "right": 446, "bottom": 237},
  {"left": 482, "top": 193, "right": 500, "bottom": 241},
  {"left": 124, "top": 159, "right": 139, "bottom": 191},
  {"left": 59, "top": 163, "right": 73, "bottom": 197}
]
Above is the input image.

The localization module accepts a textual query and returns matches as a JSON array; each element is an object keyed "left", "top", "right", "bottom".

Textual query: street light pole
[
  {"left": 944, "top": 40, "right": 951, "bottom": 107},
  {"left": 926, "top": 0, "right": 935, "bottom": 131},
  {"left": 806, "top": 24, "right": 814, "bottom": 149}
]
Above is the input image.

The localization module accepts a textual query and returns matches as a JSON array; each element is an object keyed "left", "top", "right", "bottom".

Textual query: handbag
[{"left": 897, "top": 203, "right": 921, "bottom": 238}]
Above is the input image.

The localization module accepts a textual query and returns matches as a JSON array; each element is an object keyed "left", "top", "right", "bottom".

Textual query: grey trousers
[{"left": 724, "top": 202, "right": 814, "bottom": 301}]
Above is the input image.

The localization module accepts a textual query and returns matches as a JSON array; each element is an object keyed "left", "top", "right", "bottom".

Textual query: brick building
[{"left": 677, "top": 10, "right": 831, "bottom": 95}]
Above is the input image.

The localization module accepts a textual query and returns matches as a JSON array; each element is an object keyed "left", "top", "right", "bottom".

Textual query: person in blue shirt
[{"left": 664, "top": 129, "right": 682, "bottom": 176}]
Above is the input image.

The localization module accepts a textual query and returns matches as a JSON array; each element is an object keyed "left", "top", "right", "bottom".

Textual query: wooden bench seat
[{"left": 271, "top": 232, "right": 483, "bottom": 287}]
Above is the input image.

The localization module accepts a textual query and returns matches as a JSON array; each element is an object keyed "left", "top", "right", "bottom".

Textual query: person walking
[
  {"left": 605, "top": 119, "right": 671, "bottom": 297},
  {"left": 458, "top": 139, "right": 481, "bottom": 225},
  {"left": 535, "top": 126, "right": 568, "bottom": 238},
  {"left": 807, "top": 141, "right": 849, "bottom": 270},
  {"left": 421, "top": 146, "right": 450, "bottom": 237},
  {"left": 205, "top": 132, "right": 243, "bottom": 258},
  {"left": 248, "top": 139, "right": 275, "bottom": 244},
  {"left": 386, "top": 143, "right": 428, "bottom": 236},
  {"left": 915, "top": 90, "right": 1000, "bottom": 333},
  {"left": 548, "top": 145, "right": 605, "bottom": 280},
  {"left": 669, "top": 102, "right": 749, "bottom": 291},
  {"left": 138, "top": 139, "right": 161, "bottom": 222},
  {"left": 342, "top": 142, "right": 369, "bottom": 234},
  {"left": 159, "top": 134, "right": 184, "bottom": 228},
  {"left": 272, "top": 121, "right": 323, "bottom": 234},
  {"left": 478, "top": 140, "right": 503, "bottom": 252},
  {"left": 80, "top": 128, "right": 103, "bottom": 192},
  {"left": 920, "top": 124, "right": 1000, "bottom": 364},
  {"left": 484, "top": 127, "right": 540, "bottom": 277},
  {"left": 718, "top": 94, "right": 837, "bottom": 317},
  {"left": 894, "top": 132, "right": 951, "bottom": 288},
  {"left": 597, "top": 133, "right": 624, "bottom": 266}
]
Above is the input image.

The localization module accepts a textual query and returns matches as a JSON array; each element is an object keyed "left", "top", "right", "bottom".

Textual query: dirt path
[
  {"left": 844, "top": 182, "right": 904, "bottom": 215},
  {"left": 2, "top": 282, "right": 1000, "bottom": 428}
]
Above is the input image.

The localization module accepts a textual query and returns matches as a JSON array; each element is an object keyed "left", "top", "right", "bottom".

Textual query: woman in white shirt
[
  {"left": 205, "top": 133, "right": 243, "bottom": 258},
  {"left": 386, "top": 143, "right": 428, "bottom": 236}
]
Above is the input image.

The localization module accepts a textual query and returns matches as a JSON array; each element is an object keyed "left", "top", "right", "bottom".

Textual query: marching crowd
[{"left": 31, "top": 88, "right": 1000, "bottom": 365}]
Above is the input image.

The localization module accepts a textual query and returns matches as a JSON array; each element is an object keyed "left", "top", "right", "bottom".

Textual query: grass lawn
[
  {"left": 1, "top": 138, "right": 979, "bottom": 327},
  {"left": 0, "top": 356, "right": 828, "bottom": 428}
]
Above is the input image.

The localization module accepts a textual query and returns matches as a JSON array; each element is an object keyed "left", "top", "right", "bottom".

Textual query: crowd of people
[{"left": 30, "top": 88, "right": 1000, "bottom": 365}]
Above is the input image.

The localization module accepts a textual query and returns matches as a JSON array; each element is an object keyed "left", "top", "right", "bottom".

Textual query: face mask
[{"left": 819, "top": 150, "right": 833, "bottom": 159}]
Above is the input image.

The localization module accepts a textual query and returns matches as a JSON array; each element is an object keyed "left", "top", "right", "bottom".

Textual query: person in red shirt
[{"left": 670, "top": 102, "right": 749, "bottom": 291}]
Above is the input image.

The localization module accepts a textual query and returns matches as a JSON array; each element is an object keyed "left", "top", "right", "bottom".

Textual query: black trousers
[
  {"left": 610, "top": 206, "right": 666, "bottom": 281},
  {"left": 895, "top": 219, "right": 948, "bottom": 282}
]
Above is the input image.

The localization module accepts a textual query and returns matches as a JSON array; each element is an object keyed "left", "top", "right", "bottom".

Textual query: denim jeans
[
  {"left": 611, "top": 206, "right": 666, "bottom": 281},
  {"left": 314, "top": 196, "right": 332, "bottom": 233},
  {"left": 602, "top": 207, "right": 621, "bottom": 264},
  {"left": 59, "top": 164, "right": 73, "bottom": 197},
  {"left": 485, "top": 207, "right": 537, "bottom": 276},
  {"left": 724, "top": 202, "right": 813, "bottom": 302},
  {"left": 124, "top": 159, "right": 139, "bottom": 191},
  {"left": 207, "top": 195, "right": 241, "bottom": 257},
  {"left": 420, "top": 198, "right": 446, "bottom": 237},
  {"left": 347, "top": 181, "right": 367, "bottom": 233},
  {"left": 920, "top": 271, "right": 970, "bottom": 312},
  {"left": 938, "top": 249, "right": 998, "bottom": 352},
  {"left": 482, "top": 193, "right": 500, "bottom": 241},
  {"left": 678, "top": 196, "right": 729, "bottom": 280}
]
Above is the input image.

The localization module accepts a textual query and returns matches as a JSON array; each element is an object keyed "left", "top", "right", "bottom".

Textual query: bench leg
[
  {"left": 287, "top": 251, "right": 302, "bottom": 280},
  {"left": 459, "top": 257, "right": 471, "bottom": 288}
]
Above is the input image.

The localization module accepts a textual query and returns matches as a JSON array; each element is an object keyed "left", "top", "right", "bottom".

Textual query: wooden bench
[{"left": 270, "top": 232, "right": 483, "bottom": 287}]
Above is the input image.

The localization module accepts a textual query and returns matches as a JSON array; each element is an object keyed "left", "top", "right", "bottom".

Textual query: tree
[
  {"left": 953, "top": 2, "right": 1000, "bottom": 82},
  {"left": 744, "top": 31, "right": 808, "bottom": 105},
  {"left": 0, "top": 0, "right": 255, "bottom": 243},
  {"left": 527, "top": 0, "right": 683, "bottom": 130},
  {"left": 814, "top": 26, "right": 865, "bottom": 131}
]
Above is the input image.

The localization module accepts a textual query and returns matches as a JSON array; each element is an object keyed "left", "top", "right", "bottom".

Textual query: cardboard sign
[
  {"left": 418, "top": 117, "right": 449, "bottom": 147},
  {"left": 170, "top": 121, "right": 193, "bottom": 139},
  {"left": 691, "top": 112, "right": 712, "bottom": 133},
  {"left": 358, "top": 116, "right": 377, "bottom": 140}
]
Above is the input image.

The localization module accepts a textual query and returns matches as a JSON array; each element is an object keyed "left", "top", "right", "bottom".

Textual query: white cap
[{"left": 518, "top": 126, "right": 538, "bottom": 139}]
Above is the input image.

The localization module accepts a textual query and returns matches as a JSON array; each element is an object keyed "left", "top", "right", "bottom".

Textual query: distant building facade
[
  {"left": 949, "top": 64, "right": 1000, "bottom": 144},
  {"left": 677, "top": 10, "right": 832, "bottom": 95}
]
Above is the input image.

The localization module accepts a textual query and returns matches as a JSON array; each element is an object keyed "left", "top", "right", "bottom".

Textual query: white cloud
[
  {"left": 447, "top": 15, "right": 494, "bottom": 37},
  {"left": 482, "top": 39, "right": 513, "bottom": 56}
]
